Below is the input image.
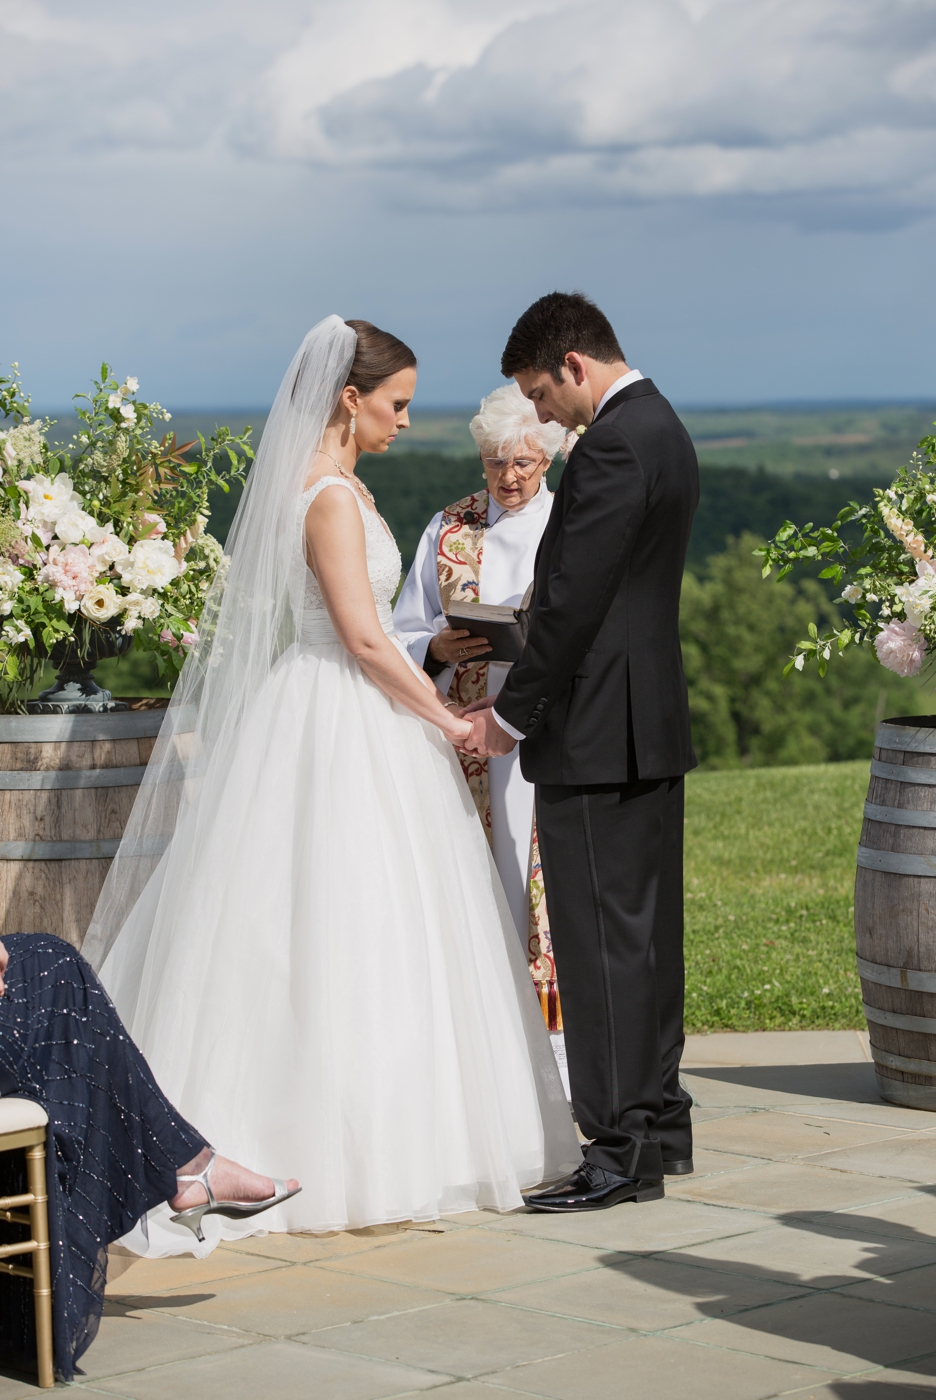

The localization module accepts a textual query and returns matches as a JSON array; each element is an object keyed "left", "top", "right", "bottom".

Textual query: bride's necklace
[{"left": 314, "top": 450, "right": 376, "bottom": 506}]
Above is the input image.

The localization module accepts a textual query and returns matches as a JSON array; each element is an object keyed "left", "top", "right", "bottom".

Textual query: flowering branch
[{"left": 758, "top": 431, "right": 936, "bottom": 681}]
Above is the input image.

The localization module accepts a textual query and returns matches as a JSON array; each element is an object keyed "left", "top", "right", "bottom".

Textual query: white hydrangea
[
  {"left": 19, "top": 473, "right": 82, "bottom": 528},
  {"left": 115, "top": 538, "right": 180, "bottom": 593}
]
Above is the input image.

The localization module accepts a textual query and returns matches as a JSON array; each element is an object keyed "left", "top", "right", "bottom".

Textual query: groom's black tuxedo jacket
[{"left": 494, "top": 378, "right": 698, "bottom": 785}]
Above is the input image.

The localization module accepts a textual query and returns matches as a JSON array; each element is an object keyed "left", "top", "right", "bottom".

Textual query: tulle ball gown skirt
[{"left": 101, "top": 638, "right": 578, "bottom": 1253}]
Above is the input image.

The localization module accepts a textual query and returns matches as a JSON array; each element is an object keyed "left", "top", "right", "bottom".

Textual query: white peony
[
  {"left": 89, "top": 532, "right": 130, "bottom": 568},
  {"left": 116, "top": 538, "right": 180, "bottom": 593},
  {"left": 54, "top": 508, "right": 97, "bottom": 545},
  {"left": 139, "top": 596, "right": 160, "bottom": 620},
  {"left": 79, "top": 584, "right": 121, "bottom": 623},
  {"left": 19, "top": 473, "right": 82, "bottom": 528}
]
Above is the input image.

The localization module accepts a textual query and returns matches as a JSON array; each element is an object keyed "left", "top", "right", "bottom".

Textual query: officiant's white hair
[{"left": 469, "top": 384, "right": 567, "bottom": 460}]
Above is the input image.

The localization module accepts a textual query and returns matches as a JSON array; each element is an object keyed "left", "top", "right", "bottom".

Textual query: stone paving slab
[{"left": 4, "top": 1027, "right": 936, "bottom": 1397}]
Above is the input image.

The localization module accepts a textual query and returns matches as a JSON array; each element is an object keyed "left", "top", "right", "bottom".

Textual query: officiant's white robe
[{"left": 394, "top": 480, "right": 553, "bottom": 942}]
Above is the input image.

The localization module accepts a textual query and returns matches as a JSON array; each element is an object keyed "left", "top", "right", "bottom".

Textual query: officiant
[{"left": 394, "top": 386, "right": 568, "bottom": 1054}]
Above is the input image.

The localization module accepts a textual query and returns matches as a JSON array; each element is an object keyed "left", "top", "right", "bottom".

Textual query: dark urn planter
[{"left": 27, "top": 618, "right": 133, "bottom": 714}]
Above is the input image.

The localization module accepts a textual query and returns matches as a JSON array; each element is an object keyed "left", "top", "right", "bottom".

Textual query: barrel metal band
[
  {"left": 0, "top": 766, "right": 146, "bottom": 791},
  {"left": 871, "top": 1046, "right": 936, "bottom": 1076},
  {"left": 863, "top": 1002, "right": 936, "bottom": 1034},
  {"left": 877, "top": 722, "right": 936, "bottom": 754},
  {"left": 863, "top": 802, "right": 936, "bottom": 829},
  {"left": 0, "top": 839, "right": 121, "bottom": 861},
  {"left": 856, "top": 846, "right": 936, "bottom": 877},
  {"left": 870, "top": 759, "right": 936, "bottom": 786},
  {"left": 857, "top": 956, "right": 936, "bottom": 993}
]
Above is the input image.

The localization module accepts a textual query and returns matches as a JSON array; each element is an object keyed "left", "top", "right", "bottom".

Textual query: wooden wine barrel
[
  {"left": 855, "top": 715, "right": 936, "bottom": 1110},
  {"left": 0, "top": 709, "right": 166, "bottom": 949}
]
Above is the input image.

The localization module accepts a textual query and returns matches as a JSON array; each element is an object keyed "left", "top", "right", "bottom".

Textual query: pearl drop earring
[{"left": 350, "top": 415, "right": 356, "bottom": 436}]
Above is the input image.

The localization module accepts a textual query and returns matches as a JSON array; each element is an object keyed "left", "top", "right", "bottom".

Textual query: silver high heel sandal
[{"left": 170, "top": 1149, "right": 301, "bottom": 1242}]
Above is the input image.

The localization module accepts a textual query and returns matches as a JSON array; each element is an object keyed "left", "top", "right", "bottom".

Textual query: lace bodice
[{"left": 290, "top": 476, "right": 402, "bottom": 642}]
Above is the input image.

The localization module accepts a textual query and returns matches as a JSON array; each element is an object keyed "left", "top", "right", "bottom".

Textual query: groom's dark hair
[{"left": 501, "top": 292, "right": 625, "bottom": 381}]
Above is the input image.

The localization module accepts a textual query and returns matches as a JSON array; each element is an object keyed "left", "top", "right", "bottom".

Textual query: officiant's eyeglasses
[{"left": 481, "top": 453, "right": 546, "bottom": 477}]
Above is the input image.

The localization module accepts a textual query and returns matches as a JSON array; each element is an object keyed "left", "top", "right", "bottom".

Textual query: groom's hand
[{"left": 463, "top": 707, "right": 517, "bottom": 757}]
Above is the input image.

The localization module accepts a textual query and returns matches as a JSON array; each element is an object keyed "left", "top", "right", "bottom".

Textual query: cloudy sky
[{"left": 2, "top": 0, "right": 936, "bottom": 408}]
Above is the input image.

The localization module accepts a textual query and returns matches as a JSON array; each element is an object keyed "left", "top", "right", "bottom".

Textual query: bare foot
[{"left": 169, "top": 1148, "right": 299, "bottom": 1212}]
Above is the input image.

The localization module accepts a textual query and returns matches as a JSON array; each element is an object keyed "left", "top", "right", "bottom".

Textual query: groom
[{"left": 463, "top": 292, "right": 699, "bottom": 1211}]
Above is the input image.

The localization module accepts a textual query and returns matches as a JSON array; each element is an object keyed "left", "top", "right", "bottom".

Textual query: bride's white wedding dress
[{"left": 100, "top": 476, "right": 579, "bottom": 1254}]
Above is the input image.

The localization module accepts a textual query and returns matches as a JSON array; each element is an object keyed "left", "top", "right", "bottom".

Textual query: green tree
[{"left": 681, "top": 533, "right": 927, "bottom": 768}]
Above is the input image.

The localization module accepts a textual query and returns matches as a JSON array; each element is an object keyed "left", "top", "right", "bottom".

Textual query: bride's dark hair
[{"left": 344, "top": 320, "right": 416, "bottom": 395}]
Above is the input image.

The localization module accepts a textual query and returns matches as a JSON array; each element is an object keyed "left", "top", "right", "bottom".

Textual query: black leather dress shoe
[
  {"left": 663, "top": 1158, "right": 694, "bottom": 1175},
  {"left": 523, "top": 1162, "right": 665, "bottom": 1213}
]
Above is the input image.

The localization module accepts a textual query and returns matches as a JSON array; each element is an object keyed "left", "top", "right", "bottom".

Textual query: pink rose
[
  {"left": 139, "top": 513, "right": 167, "bottom": 539},
  {"left": 874, "top": 619, "right": 926, "bottom": 677}
]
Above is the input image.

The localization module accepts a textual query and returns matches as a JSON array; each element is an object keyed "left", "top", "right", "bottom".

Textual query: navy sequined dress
[{"left": 0, "top": 934, "right": 206, "bottom": 1382}]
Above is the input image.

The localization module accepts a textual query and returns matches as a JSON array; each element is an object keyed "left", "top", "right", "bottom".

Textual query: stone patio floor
[{"left": 4, "top": 1028, "right": 936, "bottom": 1398}]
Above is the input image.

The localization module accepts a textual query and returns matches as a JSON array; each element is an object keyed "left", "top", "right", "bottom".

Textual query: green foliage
[
  {"left": 758, "top": 426, "right": 936, "bottom": 675},
  {"left": 681, "top": 533, "right": 925, "bottom": 768},
  {"left": 685, "top": 761, "right": 866, "bottom": 1031}
]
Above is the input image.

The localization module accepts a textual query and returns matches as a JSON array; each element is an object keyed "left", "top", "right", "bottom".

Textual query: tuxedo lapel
[{"left": 593, "top": 378, "right": 659, "bottom": 425}]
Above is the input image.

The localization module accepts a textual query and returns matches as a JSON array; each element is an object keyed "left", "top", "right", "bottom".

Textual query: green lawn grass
[{"left": 684, "top": 761, "right": 868, "bottom": 1032}]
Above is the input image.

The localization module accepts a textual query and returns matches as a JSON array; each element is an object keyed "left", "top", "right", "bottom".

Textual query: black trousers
[{"left": 536, "top": 777, "right": 692, "bottom": 1180}]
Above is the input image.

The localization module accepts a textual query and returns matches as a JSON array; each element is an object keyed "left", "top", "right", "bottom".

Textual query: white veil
[{"left": 83, "top": 315, "right": 357, "bottom": 970}]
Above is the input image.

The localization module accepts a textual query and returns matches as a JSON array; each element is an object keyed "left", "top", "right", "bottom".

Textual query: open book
[{"left": 446, "top": 584, "right": 533, "bottom": 664}]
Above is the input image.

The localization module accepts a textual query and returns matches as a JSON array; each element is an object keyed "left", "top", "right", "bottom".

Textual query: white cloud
[{"left": 2, "top": 0, "right": 935, "bottom": 223}]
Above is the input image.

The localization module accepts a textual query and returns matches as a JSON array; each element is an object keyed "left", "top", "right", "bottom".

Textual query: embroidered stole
[{"left": 438, "top": 490, "right": 562, "bottom": 1032}]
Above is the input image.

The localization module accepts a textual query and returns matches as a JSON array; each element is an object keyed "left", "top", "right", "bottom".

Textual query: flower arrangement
[
  {"left": 0, "top": 363, "right": 253, "bottom": 712},
  {"left": 757, "top": 422, "right": 936, "bottom": 680}
]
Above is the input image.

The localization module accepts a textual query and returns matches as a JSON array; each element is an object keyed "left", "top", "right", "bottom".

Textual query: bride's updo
[{"left": 344, "top": 320, "right": 416, "bottom": 394}]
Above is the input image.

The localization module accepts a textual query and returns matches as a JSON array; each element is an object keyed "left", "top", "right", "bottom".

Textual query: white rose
[
  {"left": 79, "top": 583, "right": 121, "bottom": 623},
  {"left": 121, "top": 614, "right": 144, "bottom": 634},
  {"left": 20, "top": 472, "right": 82, "bottom": 528},
  {"left": 115, "top": 538, "right": 180, "bottom": 593},
  {"left": 139, "top": 596, "right": 160, "bottom": 619},
  {"left": 120, "top": 592, "right": 146, "bottom": 613},
  {"left": 54, "top": 508, "right": 97, "bottom": 545}
]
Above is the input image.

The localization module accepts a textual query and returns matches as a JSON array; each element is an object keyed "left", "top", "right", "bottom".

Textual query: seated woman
[
  {"left": 0, "top": 933, "right": 299, "bottom": 1382},
  {"left": 394, "top": 385, "right": 570, "bottom": 1084}
]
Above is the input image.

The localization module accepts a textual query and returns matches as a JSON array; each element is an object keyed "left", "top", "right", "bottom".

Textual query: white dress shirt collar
[
  {"left": 487, "top": 476, "right": 551, "bottom": 526},
  {"left": 593, "top": 369, "right": 644, "bottom": 421}
]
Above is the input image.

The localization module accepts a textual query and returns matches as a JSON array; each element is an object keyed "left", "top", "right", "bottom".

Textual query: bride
[{"left": 82, "top": 315, "right": 580, "bottom": 1253}]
